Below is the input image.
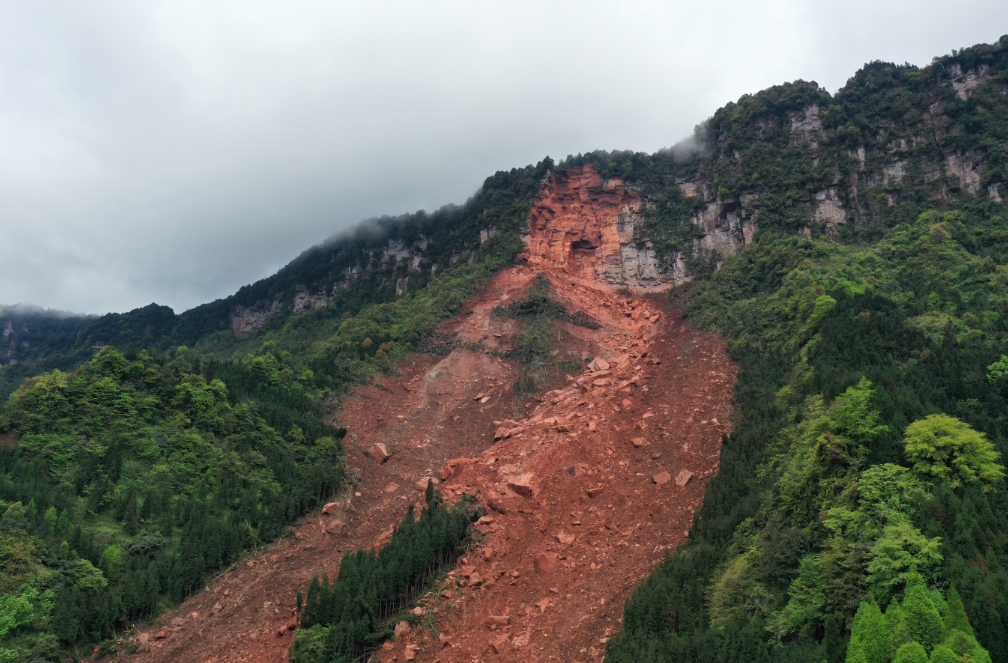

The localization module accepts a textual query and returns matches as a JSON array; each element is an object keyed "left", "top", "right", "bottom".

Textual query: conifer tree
[
  {"left": 902, "top": 583, "right": 944, "bottom": 653},
  {"left": 847, "top": 600, "right": 891, "bottom": 663},
  {"left": 943, "top": 586, "right": 973, "bottom": 638},
  {"left": 928, "top": 644, "right": 959, "bottom": 663},
  {"left": 893, "top": 641, "right": 928, "bottom": 663}
]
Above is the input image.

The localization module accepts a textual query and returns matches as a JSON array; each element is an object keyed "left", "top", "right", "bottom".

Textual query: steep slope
[
  {"left": 524, "top": 167, "right": 667, "bottom": 289},
  {"left": 390, "top": 271, "right": 733, "bottom": 663},
  {"left": 75, "top": 164, "right": 550, "bottom": 353},
  {"left": 3, "top": 36, "right": 1008, "bottom": 663},
  {"left": 123, "top": 166, "right": 735, "bottom": 663},
  {"left": 0, "top": 306, "right": 95, "bottom": 399}
]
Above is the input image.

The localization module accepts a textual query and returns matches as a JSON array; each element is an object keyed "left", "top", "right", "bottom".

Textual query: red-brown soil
[
  {"left": 122, "top": 169, "right": 736, "bottom": 663},
  {"left": 525, "top": 167, "right": 641, "bottom": 285}
]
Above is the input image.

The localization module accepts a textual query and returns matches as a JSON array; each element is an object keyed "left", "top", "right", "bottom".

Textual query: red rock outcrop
[{"left": 524, "top": 166, "right": 673, "bottom": 290}]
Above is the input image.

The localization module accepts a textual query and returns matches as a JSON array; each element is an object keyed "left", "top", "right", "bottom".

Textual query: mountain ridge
[{"left": 5, "top": 35, "right": 1006, "bottom": 381}]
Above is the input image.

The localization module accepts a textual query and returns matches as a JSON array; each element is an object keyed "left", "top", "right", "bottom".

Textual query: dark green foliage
[
  {"left": 78, "top": 161, "right": 551, "bottom": 355},
  {"left": 292, "top": 488, "right": 478, "bottom": 662},
  {"left": 494, "top": 274, "right": 600, "bottom": 329},
  {"left": 0, "top": 158, "right": 549, "bottom": 659},
  {"left": 4, "top": 31, "right": 1008, "bottom": 663},
  {"left": 494, "top": 274, "right": 597, "bottom": 394},
  {"left": 0, "top": 347, "right": 345, "bottom": 655},
  {"left": 608, "top": 207, "right": 1008, "bottom": 660},
  {"left": 605, "top": 37, "right": 1008, "bottom": 661},
  {"left": 944, "top": 587, "right": 973, "bottom": 638},
  {"left": 0, "top": 307, "right": 95, "bottom": 402}
]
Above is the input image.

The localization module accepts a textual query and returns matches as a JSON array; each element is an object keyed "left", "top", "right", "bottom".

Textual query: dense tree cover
[
  {"left": 2, "top": 31, "right": 1007, "bottom": 663},
  {"left": 607, "top": 206, "right": 1008, "bottom": 662},
  {"left": 290, "top": 483, "right": 478, "bottom": 663},
  {"left": 0, "top": 309, "right": 95, "bottom": 404},
  {"left": 845, "top": 578, "right": 992, "bottom": 663},
  {"left": 0, "top": 347, "right": 346, "bottom": 659},
  {"left": 572, "top": 36, "right": 1008, "bottom": 663}
]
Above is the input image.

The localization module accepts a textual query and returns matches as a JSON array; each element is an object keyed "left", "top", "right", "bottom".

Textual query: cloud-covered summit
[{"left": 2, "top": 1, "right": 1005, "bottom": 314}]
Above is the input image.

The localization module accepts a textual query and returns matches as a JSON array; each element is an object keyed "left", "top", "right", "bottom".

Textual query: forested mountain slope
[
  {"left": 0, "top": 34, "right": 1007, "bottom": 663},
  {"left": 599, "top": 37, "right": 1008, "bottom": 663}
]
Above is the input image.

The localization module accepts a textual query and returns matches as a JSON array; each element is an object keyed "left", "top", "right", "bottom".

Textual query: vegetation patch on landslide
[
  {"left": 290, "top": 483, "right": 479, "bottom": 663},
  {"left": 493, "top": 273, "right": 599, "bottom": 394}
]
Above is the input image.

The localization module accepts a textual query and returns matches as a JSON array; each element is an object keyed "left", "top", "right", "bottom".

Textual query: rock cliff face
[
  {"left": 230, "top": 298, "right": 282, "bottom": 335},
  {"left": 681, "top": 188, "right": 759, "bottom": 265},
  {"left": 523, "top": 167, "right": 674, "bottom": 290}
]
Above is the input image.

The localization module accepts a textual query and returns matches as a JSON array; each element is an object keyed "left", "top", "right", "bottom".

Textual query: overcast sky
[{"left": 2, "top": 2, "right": 1006, "bottom": 315}]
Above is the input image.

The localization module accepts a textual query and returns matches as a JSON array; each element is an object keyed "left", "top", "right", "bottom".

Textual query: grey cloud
[{"left": 1, "top": 1, "right": 1006, "bottom": 314}]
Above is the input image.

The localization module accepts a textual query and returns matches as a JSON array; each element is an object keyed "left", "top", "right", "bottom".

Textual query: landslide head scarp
[{"left": 523, "top": 165, "right": 672, "bottom": 291}]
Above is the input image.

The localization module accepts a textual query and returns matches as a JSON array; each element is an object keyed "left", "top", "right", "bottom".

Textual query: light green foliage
[
  {"left": 866, "top": 523, "right": 943, "bottom": 602},
  {"left": 73, "top": 559, "right": 108, "bottom": 592},
  {"left": 100, "top": 544, "right": 123, "bottom": 576},
  {"left": 903, "top": 415, "right": 1005, "bottom": 491},
  {"left": 707, "top": 550, "right": 772, "bottom": 628},
  {"left": 0, "top": 534, "right": 43, "bottom": 596},
  {"left": 832, "top": 378, "right": 890, "bottom": 444},
  {"left": 857, "top": 464, "right": 928, "bottom": 523},
  {"left": 929, "top": 644, "right": 960, "bottom": 663},
  {"left": 669, "top": 205, "right": 1008, "bottom": 656},
  {"left": 903, "top": 582, "right": 944, "bottom": 653},
  {"left": 0, "top": 586, "right": 37, "bottom": 639},
  {"left": 987, "top": 355, "right": 1008, "bottom": 383},
  {"left": 0, "top": 162, "right": 547, "bottom": 657},
  {"left": 888, "top": 601, "right": 912, "bottom": 654},
  {"left": 0, "top": 342, "right": 352, "bottom": 652},
  {"left": 0, "top": 583, "right": 53, "bottom": 661},
  {"left": 770, "top": 554, "right": 827, "bottom": 638},
  {"left": 808, "top": 295, "right": 839, "bottom": 330},
  {"left": 0, "top": 503, "right": 28, "bottom": 533},
  {"left": 42, "top": 507, "right": 57, "bottom": 535},
  {"left": 773, "top": 379, "right": 884, "bottom": 525},
  {"left": 895, "top": 641, "right": 930, "bottom": 663},
  {"left": 289, "top": 624, "right": 329, "bottom": 663},
  {"left": 847, "top": 599, "right": 891, "bottom": 663},
  {"left": 769, "top": 383, "right": 937, "bottom": 636}
]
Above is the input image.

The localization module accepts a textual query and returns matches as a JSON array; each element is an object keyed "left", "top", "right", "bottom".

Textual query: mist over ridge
[{"left": 2, "top": 2, "right": 1007, "bottom": 314}]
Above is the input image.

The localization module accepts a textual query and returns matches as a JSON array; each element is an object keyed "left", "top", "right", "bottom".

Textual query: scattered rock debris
[{"left": 124, "top": 175, "right": 736, "bottom": 663}]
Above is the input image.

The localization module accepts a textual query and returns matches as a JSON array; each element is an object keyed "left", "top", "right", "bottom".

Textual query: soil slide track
[{"left": 124, "top": 168, "right": 736, "bottom": 663}]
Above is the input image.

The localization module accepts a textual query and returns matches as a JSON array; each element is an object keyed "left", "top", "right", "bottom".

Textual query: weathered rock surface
[
  {"left": 506, "top": 472, "right": 535, "bottom": 497},
  {"left": 369, "top": 443, "right": 390, "bottom": 463},
  {"left": 524, "top": 167, "right": 672, "bottom": 290}
]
